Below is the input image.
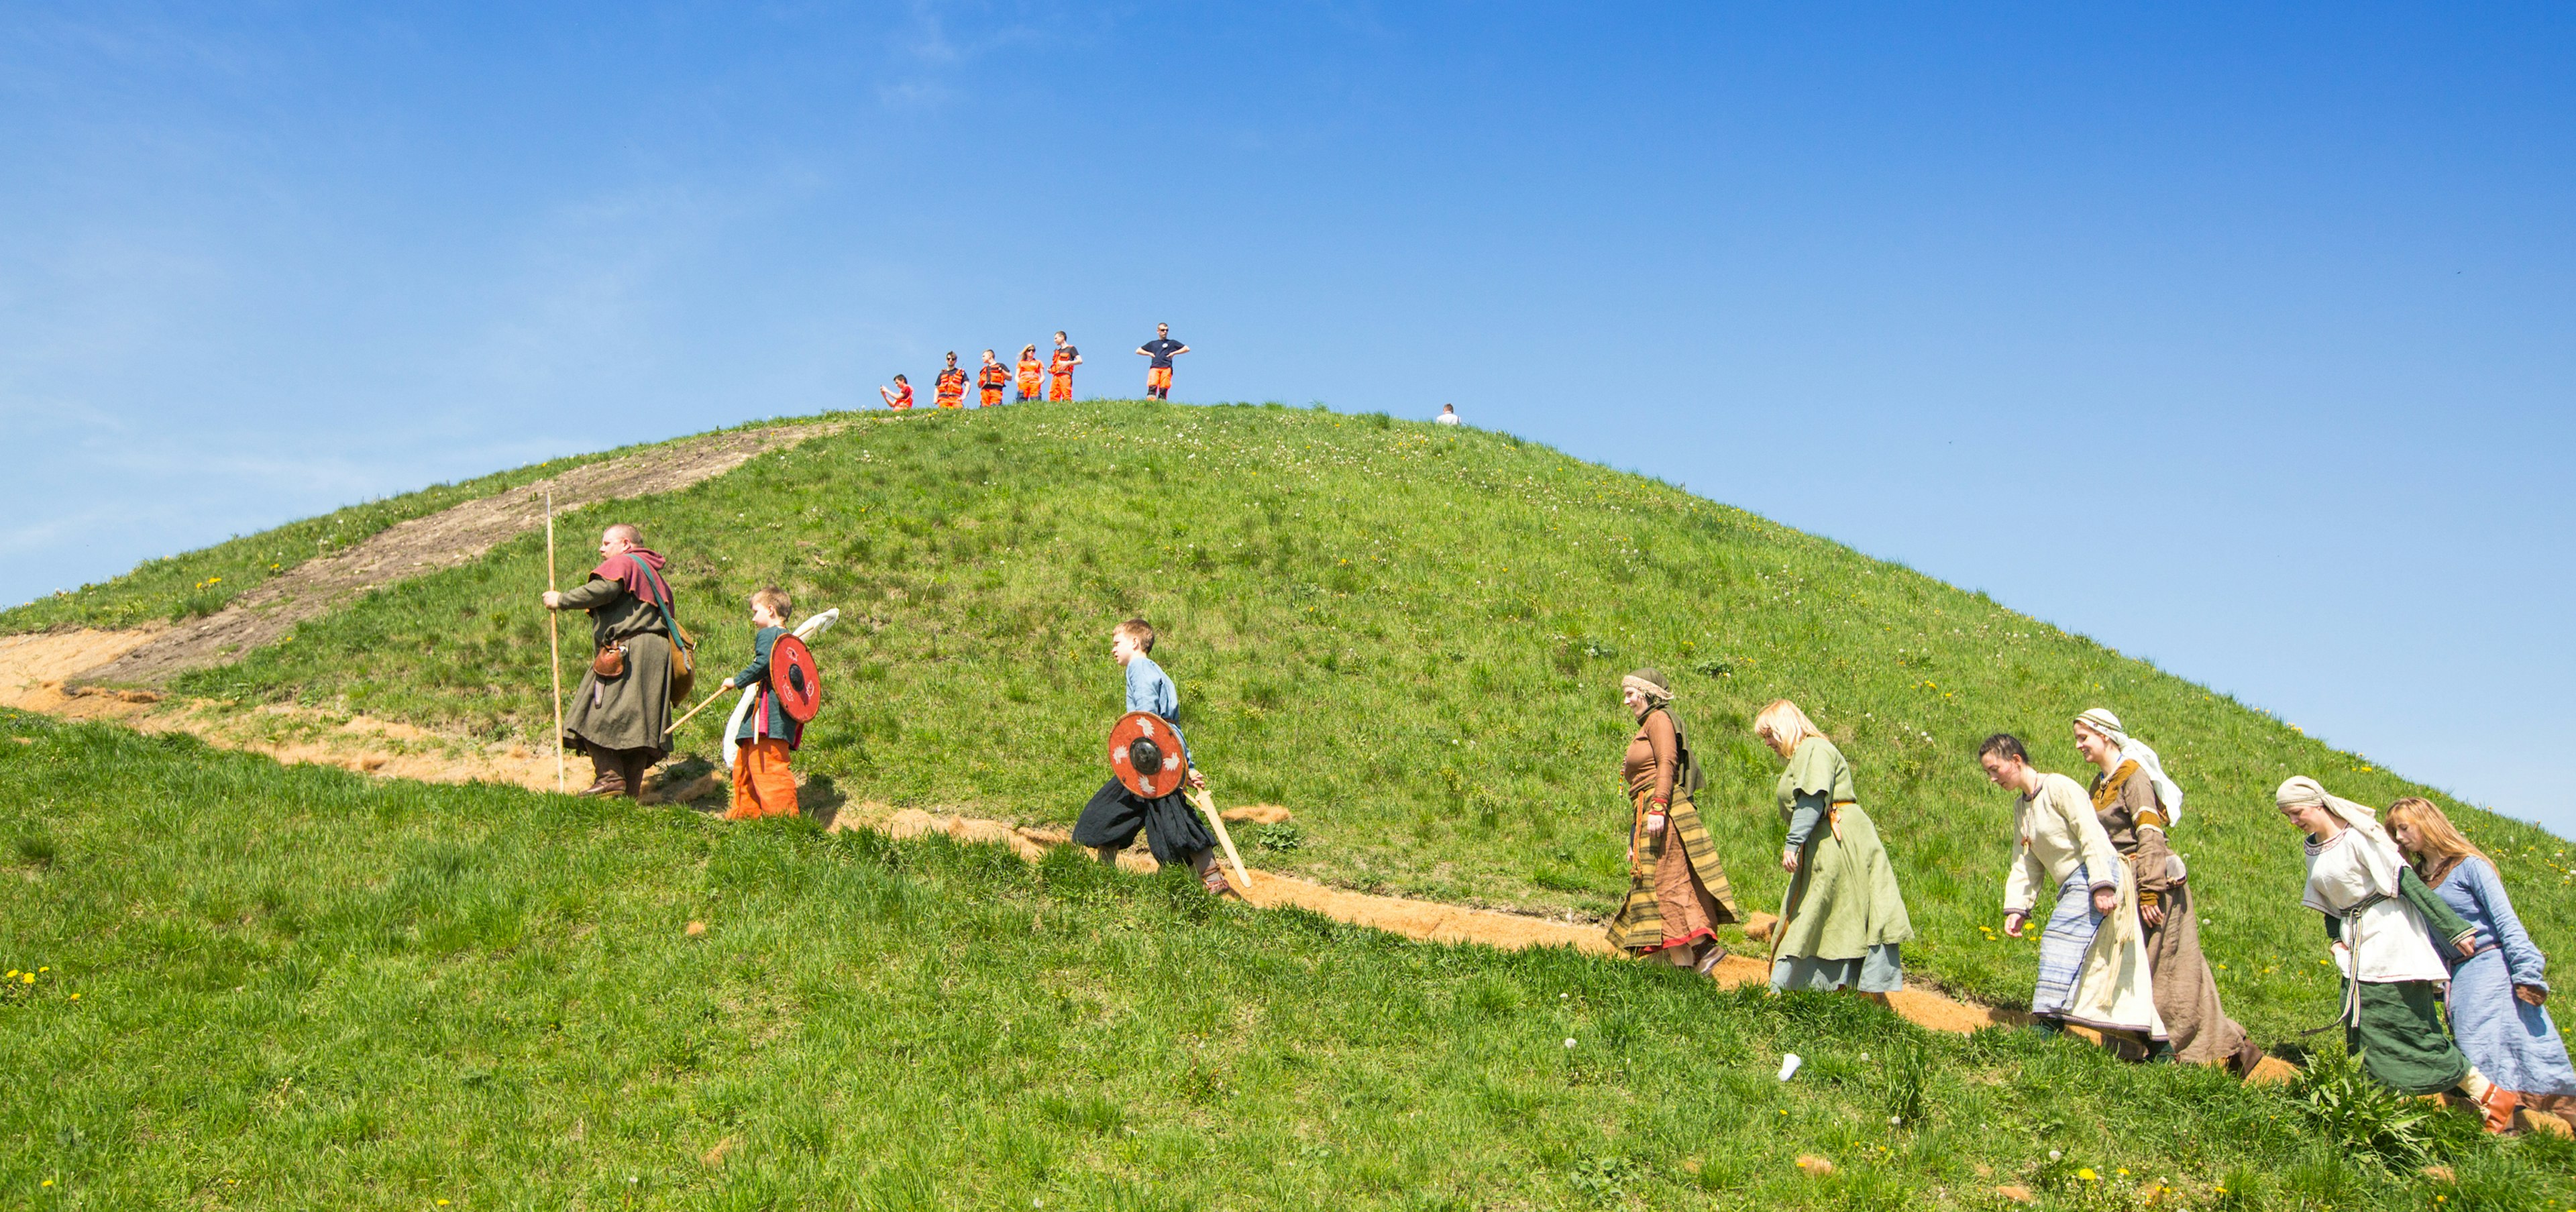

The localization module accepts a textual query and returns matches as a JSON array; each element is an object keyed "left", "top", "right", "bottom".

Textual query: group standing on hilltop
[{"left": 873, "top": 325, "right": 1195, "bottom": 408}]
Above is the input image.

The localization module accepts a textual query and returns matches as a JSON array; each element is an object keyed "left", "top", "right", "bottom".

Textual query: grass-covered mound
[
  {"left": 0, "top": 443, "right": 677, "bottom": 634},
  {"left": 23, "top": 402, "right": 2576, "bottom": 1030},
  {"left": 3, "top": 713, "right": 2567, "bottom": 1209}
]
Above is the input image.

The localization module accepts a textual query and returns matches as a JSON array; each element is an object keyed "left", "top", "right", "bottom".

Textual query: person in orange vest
[
  {"left": 934, "top": 352, "right": 968, "bottom": 408},
  {"left": 877, "top": 374, "right": 913, "bottom": 410},
  {"left": 1048, "top": 331, "right": 1081, "bottom": 401},
  {"left": 1015, "top": 344, "right": 1044, "bottom": 402},
  {"left": 977, "top": 349, "right": 1010, "bottom": 407}
]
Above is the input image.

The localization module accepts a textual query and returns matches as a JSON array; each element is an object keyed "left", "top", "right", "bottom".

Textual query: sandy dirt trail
[{"left": 0, "top": 632, "right": 2302, "bottom": 1072}]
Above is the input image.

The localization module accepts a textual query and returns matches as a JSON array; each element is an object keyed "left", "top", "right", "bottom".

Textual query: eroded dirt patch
[{"left": 68, "top": 421, "right": 853, "bottom": 687}]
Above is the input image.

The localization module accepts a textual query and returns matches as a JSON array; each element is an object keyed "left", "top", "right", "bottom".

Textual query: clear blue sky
[{"left": 5, "top": 4, "right": 2571, "bottom": 832}]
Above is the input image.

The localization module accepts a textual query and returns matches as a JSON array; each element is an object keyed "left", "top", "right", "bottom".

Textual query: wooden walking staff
[
  {"left": 545, "top": 489, "right": 564, "bottom": 793},
  {"left": 665, "top": 685, "right": 733, "bottom": 734}
]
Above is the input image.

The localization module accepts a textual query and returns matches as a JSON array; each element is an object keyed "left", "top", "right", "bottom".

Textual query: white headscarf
[
  {"left": 2277, "top": 775, "right": 2409, "bottom": 912},
  {"left": 2074, "top": 708, "right": 2185, "bottom": 826}
]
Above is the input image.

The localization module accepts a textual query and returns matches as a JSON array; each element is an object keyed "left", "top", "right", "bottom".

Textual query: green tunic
[
  {"left": 559, "top": 574, "right": 674, "bottom": 758},
  {"left": 1771, "top": 737, "right": 1914, "bottom": 961},
  {"left": 2326, "top": 867, "right": 2479, "bottom": 1094}
]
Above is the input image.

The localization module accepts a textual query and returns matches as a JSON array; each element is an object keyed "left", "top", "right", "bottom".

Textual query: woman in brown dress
[
  {"left": 1606, "top": 669, "right": 1741, "bottom": 973},
  {"left": 2073, "top": 708, "right": 2261, "bottom": 1072}
]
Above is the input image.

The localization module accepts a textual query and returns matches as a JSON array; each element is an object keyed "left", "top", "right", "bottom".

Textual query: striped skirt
[
  {"left": 2033, "top": 865, "right": 2102, "bottom": 1018},
  {"left": 1605, "top": 796, "right": 1741, "bottom": 955}
]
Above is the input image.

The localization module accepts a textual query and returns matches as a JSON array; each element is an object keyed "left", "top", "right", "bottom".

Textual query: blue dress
[{"left": 2430, "top": 857, "right": 2576, "bottom": 1101}]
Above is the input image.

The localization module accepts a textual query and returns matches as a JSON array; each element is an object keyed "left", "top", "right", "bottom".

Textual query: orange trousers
[
  {"left": 1049, "top": 373, "right": 1073, "bottom": 401},
  {"left": 727, "top": 738, "right": 800, "bottom": 820}
]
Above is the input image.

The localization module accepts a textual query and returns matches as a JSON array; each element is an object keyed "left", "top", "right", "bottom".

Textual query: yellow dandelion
[{"left": 2077, "top": 1168, "right": 2098, "bottom": 1181}]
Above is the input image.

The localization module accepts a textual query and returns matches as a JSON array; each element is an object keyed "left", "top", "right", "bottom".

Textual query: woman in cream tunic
[
  {"left": 1756, "top": 700, "right": 1913, "bottom": 997},
  {"left": 1979, "top": 733, "right": 2162, "bottom": 1050},
  {"left": 2279, "top": 777, "right": 2514, "bottom": 1132}
]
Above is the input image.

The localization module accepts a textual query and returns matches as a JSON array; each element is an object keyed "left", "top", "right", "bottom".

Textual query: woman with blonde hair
[
  {"left": 2386, "top": 796, "right": 2576, "bottom": 1130},
  {"left": 1754, "top": 700, "right": 1913, "bottom": 997},
  {"left": 1605, "top": 669, "right": 1741, "bottom": 973},
  {"left": 2279, "top": 777, "right": 2514, "bottom": 1132}
]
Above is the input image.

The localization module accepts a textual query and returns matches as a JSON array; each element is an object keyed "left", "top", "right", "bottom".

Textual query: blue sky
[{"left": 4, "top": 3, "right": 2571, "bottom": 832}]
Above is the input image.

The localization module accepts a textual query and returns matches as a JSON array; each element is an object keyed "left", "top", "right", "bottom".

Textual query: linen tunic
[
  {"left": 2306, "top": 827, "right": 2479, "bottom": 1093},
  {"left": 2005, "top": 773, "right": 2162, "bottom": 1034},
  {"left": 2431, "top": 857, "right": 2576, "bottom": 1103},
  {"left": 1770, "top": 737, "right": 1911, "bottom": 992}
]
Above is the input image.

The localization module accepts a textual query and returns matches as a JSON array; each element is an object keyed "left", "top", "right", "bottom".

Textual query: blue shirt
[{"left": 1124, "top": 654, "right": 1188, "bottom": 763}]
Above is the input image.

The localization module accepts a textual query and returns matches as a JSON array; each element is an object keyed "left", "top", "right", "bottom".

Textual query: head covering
[
  {"left": 2074, "top": 708, "right": 2185, "bottom": 826},
  {"left": 1621, "top": 669, "right": 1674, "bottom": 706},
  {"left": 1620, "top": 669, "right": 1704, "bottom": 799},
  {"left": 2277, "top": 775, "right": 2408, "bottom": 912}
]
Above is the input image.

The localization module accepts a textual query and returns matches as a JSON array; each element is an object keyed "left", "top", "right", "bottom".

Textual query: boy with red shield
[
  {"left": 718, "top": 586, "right": 811, "bottom": 820},
  {"left": 1072, "top": 618, "right": 1235, "bottom": 895}
]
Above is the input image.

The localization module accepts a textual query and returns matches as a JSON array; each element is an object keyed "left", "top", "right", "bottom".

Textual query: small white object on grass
[
  {"left": 1777, "top": 1053, "right": 1803, "bottom": 1081},
  {"left": 1564, "top": 1038, "right": 1578, "bottom": 1049}
]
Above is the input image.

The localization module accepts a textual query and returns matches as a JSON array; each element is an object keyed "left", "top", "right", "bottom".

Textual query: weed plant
[
  {"left": 32, "top": 402, "right": 2573, "bottom": 1034},
  {"left": 3, "top": 714, "right": 2567, "bottom": 1209}
]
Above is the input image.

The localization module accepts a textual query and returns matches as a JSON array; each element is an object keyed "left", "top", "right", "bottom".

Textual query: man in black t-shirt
[{"left": 1135, "top": 323, "right": 1189, "bottom": 400}]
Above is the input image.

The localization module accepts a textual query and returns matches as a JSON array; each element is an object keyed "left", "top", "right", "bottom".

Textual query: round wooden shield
[
  {"left": 1107, "top": 710, "right": 1188, "bottom": 799},
  {"left": 772, "top": 634, "right": 822, "bottom": 722}
]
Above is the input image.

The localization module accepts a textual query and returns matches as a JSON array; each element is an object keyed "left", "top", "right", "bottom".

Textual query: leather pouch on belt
[{"left": 592, "top": 643, "right": 627, "bottom": 678}]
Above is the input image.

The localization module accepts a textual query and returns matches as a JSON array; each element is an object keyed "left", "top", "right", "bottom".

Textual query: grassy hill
[
  {"left": 4, "top": 712, "right": 2568, "bottom": 1209},
  {"left": 32, "top": 400, "right": 2559, "bottom": 1032}
]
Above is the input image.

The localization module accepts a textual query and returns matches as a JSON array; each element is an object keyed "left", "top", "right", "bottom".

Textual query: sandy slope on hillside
[{"left": 68, "top": 420, "right": 849, "bottom": 687}]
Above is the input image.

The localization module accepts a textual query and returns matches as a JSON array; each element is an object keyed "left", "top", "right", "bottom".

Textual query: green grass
[
  {"left": 0, "top": 429, "right": 725, "bottom": 632},
  {"left": 3, "top": 712, "right": 2567, "bottom": 1210},
  {"left": 146, "top": 400, "right": 2576, "bottom": 1031}
]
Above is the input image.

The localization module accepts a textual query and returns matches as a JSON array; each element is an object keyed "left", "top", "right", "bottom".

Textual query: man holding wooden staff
[{"left": 541, "top": 523, "right": 682, "bottom": 797}]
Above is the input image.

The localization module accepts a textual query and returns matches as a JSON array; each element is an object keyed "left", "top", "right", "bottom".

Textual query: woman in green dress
[{"left": 1755, "top": 699, "right": 1913, "bottom": 998}]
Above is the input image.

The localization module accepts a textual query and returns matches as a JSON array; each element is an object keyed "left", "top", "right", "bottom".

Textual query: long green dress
[
  {"left": 559, "top": 575, "right": 674, "bottom": 761},
  {"left": 1770, "top": 736, "right": 1913, "bottom": 993}
]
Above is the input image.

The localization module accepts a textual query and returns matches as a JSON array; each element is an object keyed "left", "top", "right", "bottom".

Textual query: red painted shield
[
  {"left": 772, "top": 635, "right": 822, "bottom": 722},
  {"left": 1107, "top": 710, "right": 1188, "bottom": 799}
]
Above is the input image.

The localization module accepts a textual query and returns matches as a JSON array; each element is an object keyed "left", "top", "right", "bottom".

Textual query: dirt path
[
  {"left": 66, "top": 421, "right": 850, "bottom": 687},
  {"left": 0, "top": 665, "right": 2297, "bottom": 1073}
]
